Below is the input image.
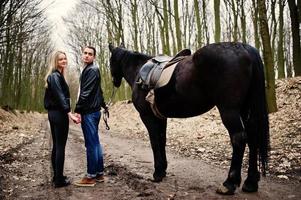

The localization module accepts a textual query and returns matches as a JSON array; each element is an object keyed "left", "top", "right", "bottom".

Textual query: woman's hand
[{"left": 68, "top": 112, "right": 81, "bottom": 124}]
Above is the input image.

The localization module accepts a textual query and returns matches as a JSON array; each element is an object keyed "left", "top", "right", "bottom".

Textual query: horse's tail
[{"left": 244, "top": 45, "right": 270, "bottom": 176}]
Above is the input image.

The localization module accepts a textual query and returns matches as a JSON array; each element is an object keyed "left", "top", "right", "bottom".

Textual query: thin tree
[
  {"left": 202, "top": 0, "right": 209, "bottom": 44},
  {"left": 288, "top": 0, "right": 301, "bottom": 76},
  {"left": 194, "top": 0, "right": 202, "bottom": 47},
  {"left": 174, "top": 0, "right": 182, "bottom": 51},
  {"left": 214, "top": 0, "right": 221, "bottom": 42},
  {"left": 258, "top": 0, "right": 277, "bottom": 112},
  {"left": 162, "top": 0, "right": 171, "bottom": 54},
  {"left": 270, "top": 0, "right": 278, "bottom": 60},
  {"left": 277, "top": 0, "right": 286, "bottom": 78},
  {"left": 130, "top": 0, "right": 139, "bottom": 51},
  {"left": 224, "top": 0, "right": 239, "bottom": 41},
  {"left": 239, "top": 0, "right": 246, "bottom": 43},
  {"left": 168, "top": 0, "right": 176, "bottom": 54},
  {"left": 251, "top": 0, "right": 260, "bottom": 49}
]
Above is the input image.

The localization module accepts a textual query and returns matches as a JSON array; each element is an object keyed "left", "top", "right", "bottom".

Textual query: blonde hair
[{"left": 44, "top": 51, "right": 67, "bottom": 88}]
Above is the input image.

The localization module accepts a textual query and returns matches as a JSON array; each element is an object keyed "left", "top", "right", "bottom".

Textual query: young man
[{"left": 74, "top": 46, "right": 108, "bottom": 187}]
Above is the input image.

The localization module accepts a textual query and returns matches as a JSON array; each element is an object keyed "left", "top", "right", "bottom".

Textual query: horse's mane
[{"left": 113, "top": 47, "right": 152, "bottom": 66}]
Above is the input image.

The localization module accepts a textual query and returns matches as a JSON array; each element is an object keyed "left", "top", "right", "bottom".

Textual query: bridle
[{"left": 103, "top": 84, "right": 117, "bottom": 130}]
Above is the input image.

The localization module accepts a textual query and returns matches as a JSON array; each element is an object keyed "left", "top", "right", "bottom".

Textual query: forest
[{"left": 0, "top": 0, "right": 300, "bottom": 113}]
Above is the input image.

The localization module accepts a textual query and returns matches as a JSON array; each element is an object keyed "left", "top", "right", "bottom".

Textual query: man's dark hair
[{"left": 85, "top": 46, "right": 96, "bottom": 56}]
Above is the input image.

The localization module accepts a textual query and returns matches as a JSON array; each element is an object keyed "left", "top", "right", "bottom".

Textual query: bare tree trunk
[
  {"left": 286, "top": 34, "right": 293, "bottom": 77},
  {"left": 223, "top": 1, "right": 232, "bottom": 40},
  {"left": 130, "top": 0, "right": 139, "bottom": 51},
  {"left": 158, "top": 16, "right": 166, "bottom": 53},
  {"left": 194, "top": 0, "right": 202, "bottom": 47},
  {"left": 239, "top": 0, "right": 246, "bottom": 43},
  {"left": 151, "top": 0, "right": 166, "bottom": 54},
  {"left": 202, "top": 0, "right": 209, "bottom": 44},
  {"left": 258, "top": 0, "right": 277, "bottom": 113},
  {"left": 174, "top": 0, "right": 182, "bottom": 51},
  {"left": 163, "top": 0, "right": 170, "bottom": 54},
  {"left": 1, "top": 23, "right": 11, "bottom": 104},
  {"left": 270, "top": 0, "right": 278, "bottom": 59},
  {"left": 168, "top": 0, "right": 176, "bottom": 54},
  {"left": 288, "top": 0, "right": 301, "bottom": 76},
  {"left": 214, "top": 0, "right": 221, "bottom": 42},
  {"left": 298, "top": 0, "right": 301, "bottom": 23},
  {"left": 15, "top": 35, "right": 22, "bottom": 107},
  {"left": 101, "top": 0, "right": 125, "bottom": 45},
  {"left": 251, "top": 0, "right": 261, "bottom": 50},
  {"left": 181, "top": 0, "right": 189, "bottom": 47},
  {"left": 277, "top": 0, "right": 285, "bottom": 78},
  {"left": 117, "top": 0, "right": 125, "bottom": 45},
  {"left": 231, "top": 0, "right": 239, "bottom": 41}
]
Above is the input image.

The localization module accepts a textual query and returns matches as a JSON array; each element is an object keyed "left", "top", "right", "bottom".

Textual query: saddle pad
[{"left": 155, "top": 62, "right": 177, "bottom": 88}]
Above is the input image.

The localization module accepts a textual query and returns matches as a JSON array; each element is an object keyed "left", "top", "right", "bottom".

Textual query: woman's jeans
[
  {"left": 81, "top": 111, "right": 104, "bottom": 177},
  {"left": 48, "top": 110, "right": 69, "bottom": 183}
]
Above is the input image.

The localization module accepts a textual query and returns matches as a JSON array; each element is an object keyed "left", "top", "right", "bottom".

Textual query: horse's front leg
[
  {"left": 216, "top": 109, "right": 247, "bottom": 195},
  {"left": 140, "top": 114, "right": 167, "bottom": 182}
]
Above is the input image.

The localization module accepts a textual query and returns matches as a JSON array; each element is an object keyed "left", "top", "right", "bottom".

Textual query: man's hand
[{"left": 74, "top": 113, "right": 81, "bottom": 124}]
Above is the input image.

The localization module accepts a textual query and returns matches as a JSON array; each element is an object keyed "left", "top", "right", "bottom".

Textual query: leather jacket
[
  {"left": 44, "top": 70, "right": 71, "bottom": 112},
  {"left": 74, "top": 63, "right": 106, "bottom": 114}
]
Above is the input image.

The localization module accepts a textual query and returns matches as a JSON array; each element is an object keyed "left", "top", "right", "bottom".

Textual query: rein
[{"left": 103, "top": 85, "right": 117, "bottom": 130}]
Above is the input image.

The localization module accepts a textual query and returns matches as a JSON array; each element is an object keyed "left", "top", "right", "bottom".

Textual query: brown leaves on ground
[
  {"left": 0, "top": 110, "right": 44, "bottom": 157},
  {"left": 0, "top": 110, "right": 45, "bottom": 198},
  {"left": 269, "top": 77, "right": 301, "bottom": 179}
]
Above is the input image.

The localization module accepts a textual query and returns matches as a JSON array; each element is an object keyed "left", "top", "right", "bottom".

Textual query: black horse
[{"left": 108, "top": 42, "right": 269, "bottom": 195}]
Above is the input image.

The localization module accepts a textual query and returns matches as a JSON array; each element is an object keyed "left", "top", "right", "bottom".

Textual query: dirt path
[
  {"left": 1, "top": 120, "right": 142, "bottom": 200},
  {"left": 101, "top": 132, "right": 301, "bottom": 200},
  {"left": 1, "top": 119, "right": 300, "bottom": 200}
]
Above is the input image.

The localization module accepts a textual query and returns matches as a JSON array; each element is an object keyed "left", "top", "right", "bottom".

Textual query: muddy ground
[{"left": 0, "top": 77, "right": 300, "bottom": 199}]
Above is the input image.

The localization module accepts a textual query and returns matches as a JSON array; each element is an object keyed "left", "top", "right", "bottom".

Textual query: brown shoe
[
  {"left": 74, "top": 177, "right": 96, "bottom": 187},
  {"left": 94, "top": 174, "right": 105, "bottom": 183}
]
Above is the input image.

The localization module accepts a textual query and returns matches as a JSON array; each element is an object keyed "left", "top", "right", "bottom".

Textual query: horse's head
[
  {"left": 109, "top": 43, "right": 125, "bottom": 87},
  {"left": 109, "top": 43, "right": 152, "bottom": 88}
]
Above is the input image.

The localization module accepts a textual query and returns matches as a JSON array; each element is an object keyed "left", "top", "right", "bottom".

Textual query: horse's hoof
[
  {"left": 152, "top": 174, "right": 165, "bottom": 182},
  {"left": 242, "top": 181, "right": 258, "bottom": 193},
  {"left": 152, "top": 171, "right": 166, "bottom": 182},
  {"left": 216, "top": 184, "right": 235, "bottom": 195},
  {"left": 152, "top": 177, "right": 163, "bottom": 183}
]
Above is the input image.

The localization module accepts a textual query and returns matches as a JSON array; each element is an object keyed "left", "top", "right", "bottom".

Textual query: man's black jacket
[
  {"left": 44, "top": 70, "right": 71, "bottom": 112},
  {"left": 75, "top": 63, "right": 106, "bottom": 114}
]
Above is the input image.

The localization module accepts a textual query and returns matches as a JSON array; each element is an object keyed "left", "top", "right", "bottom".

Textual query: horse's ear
[
  {"left": 119, "top": 42, "right": 125, "bottom": 48},
  {"left": 109, "top": 43, "right": 115, "bottom": 52}
]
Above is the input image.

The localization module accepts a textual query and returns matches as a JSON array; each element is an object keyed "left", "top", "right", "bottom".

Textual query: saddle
[
  {"left": 137, "top": 49, "right": 191, "bottom": 90},
  {"left": 137, "top": 49, "right": 191, "bottom": 119}
]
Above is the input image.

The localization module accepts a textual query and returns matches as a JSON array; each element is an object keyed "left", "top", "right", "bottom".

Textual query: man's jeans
[{"left": 81, "top": 111, "right": 104, "bottom": 177}]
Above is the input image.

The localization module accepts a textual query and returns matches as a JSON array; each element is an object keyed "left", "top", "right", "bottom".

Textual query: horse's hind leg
[
  {"left": 216, "top": 109, "right": 246, "bottom": 195},
  {"left": 242, "top": 145, "right": 260, "bottom": 192},
  {"left": 140, "top": 114, "right": 167, "bottom": 182},
  {"left": 238, "top": 108, "right": 260, "bottom": 193}
]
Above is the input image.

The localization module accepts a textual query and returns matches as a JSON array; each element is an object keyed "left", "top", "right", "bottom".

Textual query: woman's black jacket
[{"left": 44, "top": 70, "right": 71, "bottom": 113}]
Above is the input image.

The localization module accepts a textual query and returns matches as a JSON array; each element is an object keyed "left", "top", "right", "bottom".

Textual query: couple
[{"left": 44, "top": 46, "right": 108, "bottom": 188}]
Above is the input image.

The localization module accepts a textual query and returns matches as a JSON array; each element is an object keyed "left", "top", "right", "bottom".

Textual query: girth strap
[{"left": 145, "top": 89, "right": 166, "bottom": 119}]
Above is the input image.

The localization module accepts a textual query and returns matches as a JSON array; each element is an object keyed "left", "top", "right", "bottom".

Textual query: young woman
[{"left": 44, "top": 51, "right": 78, "bottom": 188}]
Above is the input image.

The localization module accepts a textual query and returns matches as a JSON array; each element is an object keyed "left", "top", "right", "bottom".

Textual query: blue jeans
[{"left": 81, "top": 111, "right": 104, "bottom": 177}]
